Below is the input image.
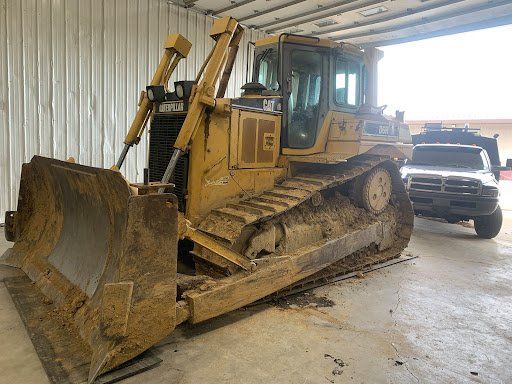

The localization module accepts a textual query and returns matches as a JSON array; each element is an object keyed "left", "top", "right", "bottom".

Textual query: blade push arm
[{"left": 115, "top": 34, "right": 192, "bottom": 169}]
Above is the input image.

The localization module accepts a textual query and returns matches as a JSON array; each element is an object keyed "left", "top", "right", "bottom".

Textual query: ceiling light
[
  {"left": 314, "top": 19, "right": 337, "bottom": 28},
  {"left": 359, "top": 6, "right": 388, "bottom": 17}
]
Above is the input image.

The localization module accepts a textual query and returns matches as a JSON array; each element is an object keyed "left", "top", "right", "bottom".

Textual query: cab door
[{"left": 281, "top": 44, "right": 329, "bottom": 151}]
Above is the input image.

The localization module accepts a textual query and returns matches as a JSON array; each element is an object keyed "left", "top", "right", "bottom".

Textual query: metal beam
[
  {"left": 332, "top": 0, "right": 512, "bottom": 41},
  {"left": 211, "top": 0, "right": 256, "bottom": 16},
  {"left": 360, "top": 13, "right": 512, "bottom": 48},
  {"left": 238, "top": 0, "right": 308, "bottom": 23},
  {"left": 309, "top": 0, "right": 466, "bottom": 37},
  {"left": 261, "top": 0, "right": 386, "bottom": 32},
  {"left": 254, "top": 0, "right": 362, "bottom": 30}
]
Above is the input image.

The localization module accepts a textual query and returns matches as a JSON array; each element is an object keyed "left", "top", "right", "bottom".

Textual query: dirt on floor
[{"left": 272, "top": 292, "right": 336, "bottom": 309}]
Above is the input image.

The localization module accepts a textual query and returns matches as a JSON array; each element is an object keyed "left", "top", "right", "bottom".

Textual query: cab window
[
  {"left": 287, "top": 50, "right": 323, "bottom": 148},
  {"left": 255, "top": 48, "right": 279, "bottom": 91},
  {"left": 335, "top": 59, "right": 360, "bottom": 107}
]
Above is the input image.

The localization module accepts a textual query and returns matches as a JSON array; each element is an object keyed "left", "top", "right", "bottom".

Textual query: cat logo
[
  {"left": 262, "top": 99, "right": 275, "bottom": 112},
  {"left": 159, "top": 101, "right": 184, "bottom": 113}
]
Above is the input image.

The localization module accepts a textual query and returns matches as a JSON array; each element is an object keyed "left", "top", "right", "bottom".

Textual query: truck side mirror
[
  {"left": 493, "top": 168, "right": 501, "bottom": 181},
  {"left": 506, "top": 159, "right": 512, "bottom": 168},
  {"left": 491, "top": 164, "right": 511, "bottom": 181}
]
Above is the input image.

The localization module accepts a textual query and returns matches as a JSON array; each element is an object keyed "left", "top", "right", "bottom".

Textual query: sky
[{"left": 377, "top": 24, "right": 512, "bottom": 121}]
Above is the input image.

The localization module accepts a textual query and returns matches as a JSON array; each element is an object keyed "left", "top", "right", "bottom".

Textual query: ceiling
[{"left": 176, "top": 0, "right": 512, "bottom": 47}]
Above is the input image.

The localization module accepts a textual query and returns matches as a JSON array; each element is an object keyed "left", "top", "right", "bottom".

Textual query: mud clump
[
  {"left": 273, "top": 292, "right": 335, "bottom": 309},
  {"left": 324, "top": 353, "right": 345, "bottom": 376}
]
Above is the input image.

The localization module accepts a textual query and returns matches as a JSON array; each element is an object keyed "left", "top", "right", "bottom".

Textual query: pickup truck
[{"left": 401, "top": 144, "right": 503, "bottom": 238}]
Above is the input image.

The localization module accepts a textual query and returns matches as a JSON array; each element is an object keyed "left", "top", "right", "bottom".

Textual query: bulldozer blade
[{"left": 2, "top": 156, "right": 179, "bottom": 383}]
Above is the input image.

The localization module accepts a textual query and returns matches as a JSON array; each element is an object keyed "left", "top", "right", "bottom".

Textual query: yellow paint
[
  {"left": 254, "top": 35, "right": 363, "bottom": 59},
  {"left": 185, "top": 110, "right": 286, "bottom": 226},
  {"left": 163, "top": 34, "right": 192, "bottom": 57},
  {"left": 282, "top": 111, "right": 412, "bottom": 164},
  {"left": 234, "top": 110, "right": 281, "bottom": 169}
]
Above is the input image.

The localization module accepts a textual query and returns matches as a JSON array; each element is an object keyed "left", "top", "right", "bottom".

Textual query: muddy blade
[{"left": 2, "top": 156, "right": 178, "bottom": 383}]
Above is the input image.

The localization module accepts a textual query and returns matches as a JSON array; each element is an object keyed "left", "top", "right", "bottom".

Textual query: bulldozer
[{"left": 2, "top": 16, "right": 414, "bottom": 383}]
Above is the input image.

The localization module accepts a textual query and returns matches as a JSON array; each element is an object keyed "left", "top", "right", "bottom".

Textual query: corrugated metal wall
[{"left": 0, "top": 0, "right": 266, "bottom": 216}]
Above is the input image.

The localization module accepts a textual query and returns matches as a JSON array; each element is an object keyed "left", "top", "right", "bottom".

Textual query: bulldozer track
[
  {"left": 199, "top": 153, "right": 407, "bottom": 245},
  {"left": 255, "top": 255, "right": 418, "bottom": 305}
]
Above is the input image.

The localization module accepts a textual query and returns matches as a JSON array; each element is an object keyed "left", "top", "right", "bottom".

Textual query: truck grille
[
  {"left": 409, "top": 176, "right": 481, "bottom": 195},
  {"left": 149, "top": 112, "right": 188, "bottom": 211}
]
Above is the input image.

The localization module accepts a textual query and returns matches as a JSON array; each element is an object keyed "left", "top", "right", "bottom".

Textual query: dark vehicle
[
  {"left": 411, "top": 123, "right": 511, "bottom": 179},
  {"left": 401, "top": 144, "right": 503, "bottom": 238}
]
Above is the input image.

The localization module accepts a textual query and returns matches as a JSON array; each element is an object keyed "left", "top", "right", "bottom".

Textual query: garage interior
[{"left": 1, "top": 1, "right": 512, "bottom": 383}]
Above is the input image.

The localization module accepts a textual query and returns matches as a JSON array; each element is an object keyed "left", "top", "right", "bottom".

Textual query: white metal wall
[{"left": 0, "top": 0, "right": 266, "bottom": 216}]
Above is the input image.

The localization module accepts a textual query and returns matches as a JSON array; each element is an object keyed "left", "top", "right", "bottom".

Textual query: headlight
[
  {"left": 402, "top": 175, "right": 410, "bottom": 189},
  {"left": 147, "top": 88, "right": 154, "bottom": 101},
  {"left": 145, "top": 85, "right": 165, "bottom": 102},
  {"left": 482, "top": 186, "right": 499, "bottom": 197},
  {"left": 175, "top": 83, "right": 184, "bottom": 99},
  {"left": 173, "top": 81, "right": 195, "bottom": 100}
]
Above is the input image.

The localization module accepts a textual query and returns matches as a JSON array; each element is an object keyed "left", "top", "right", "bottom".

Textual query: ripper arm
[{"left": 115, "top": 34, "right": 192, "bottom": 169}]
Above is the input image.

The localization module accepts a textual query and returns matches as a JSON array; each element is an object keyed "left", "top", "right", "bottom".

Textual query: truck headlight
[
  {"left": 402, "top": 175, "right": 410, "bottom": 189},
  {"left": 482, "top": 186, "right": 499, "bottom": 197}
]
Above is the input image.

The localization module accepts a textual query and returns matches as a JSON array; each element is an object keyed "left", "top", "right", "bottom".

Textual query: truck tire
[
  {"left": 446, "top": 216, "right": 460, "bottom": 224},
  {"left": 474, "top": 205, "right": 502, "bottom": 239}
]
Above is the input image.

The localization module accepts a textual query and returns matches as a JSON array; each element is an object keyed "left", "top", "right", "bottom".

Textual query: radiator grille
[
  {"left": 149, "top": 112, "right": 188, "bottom": 211},
  {"left": 409, "top": 176, "right": 481, "bottom": 195}
]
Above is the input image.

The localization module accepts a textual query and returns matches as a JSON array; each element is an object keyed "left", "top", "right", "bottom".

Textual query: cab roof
[{"left": 255, "top": 34, "right": 363, "bottom": 57}]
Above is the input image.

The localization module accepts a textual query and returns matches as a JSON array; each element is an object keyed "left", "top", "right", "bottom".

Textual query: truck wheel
[
  {"left": 446, "top": 216, "right": 460, "bottom": 224},
  {"left": 474, "top": 205, "right": 502, "bottom": 239},
  {"left": 352, "top": 166, "right": 392, "bottom": 215}
]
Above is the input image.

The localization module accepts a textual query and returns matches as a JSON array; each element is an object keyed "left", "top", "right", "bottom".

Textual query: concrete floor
[{"left": 1, "top": 214, "right": 512, "bottom": 384}]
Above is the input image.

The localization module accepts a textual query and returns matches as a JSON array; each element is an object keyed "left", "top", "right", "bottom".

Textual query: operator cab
[
  {"left": 252, "top": 35, "right": 365, "bottom": 150},
  {"left": 250, "top": 34, "right": 407, "bottom": 155}
]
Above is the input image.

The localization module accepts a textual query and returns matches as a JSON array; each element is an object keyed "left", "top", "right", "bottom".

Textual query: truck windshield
[
  {"left": 411, "top": 146, "right": 486, "bottom": 170},
  {"left": 254, "top": 47, "right": 279, "bottom": 91}
]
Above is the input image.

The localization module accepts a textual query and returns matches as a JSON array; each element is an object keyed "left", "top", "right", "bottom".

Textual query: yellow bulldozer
[{"left": 2, "top": 16, "right": 414, "bottom": 383}]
